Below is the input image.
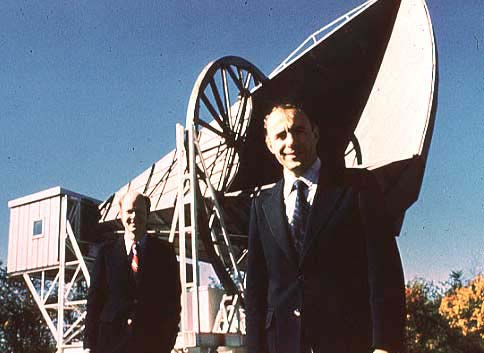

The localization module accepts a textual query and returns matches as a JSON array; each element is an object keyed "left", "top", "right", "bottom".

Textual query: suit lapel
[
  {"left": 111, "top": 237, "right": 130, "bottom": 281},
  {"left": 137, "top": 235, "right": 149, "bottom": 272},
  {"left": 299, "top": 184, "right": 347, "bottom": 265},
  {"left": 261, "top": 180, "right": 298, "bottom": 268}
]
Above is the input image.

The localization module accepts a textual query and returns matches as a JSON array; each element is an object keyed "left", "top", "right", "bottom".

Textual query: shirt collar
[
  {"left": 124, "top": 234, "right": 135, "bottom": 255},
  {"left": 124, "top": 233, "right": 145, "bottom": 254},
  {"left": 283, "top": 158, "right": 321, "bottom": 198}
]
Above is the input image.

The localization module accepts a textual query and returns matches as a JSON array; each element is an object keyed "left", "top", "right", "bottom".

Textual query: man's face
[
  {"left": 265, "top": 107, "right": 319, "bottom": 177},
  {"left": 121, "top": 192, "right": 148, "bottom": 241}
]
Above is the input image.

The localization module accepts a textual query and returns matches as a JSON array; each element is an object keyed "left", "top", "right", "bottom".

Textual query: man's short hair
[
  {"left": 264, "top": 103, "right": 317, "bottom": 134},
  {"left": 118, "top": 191, "right": 151, "bottom": 214}
]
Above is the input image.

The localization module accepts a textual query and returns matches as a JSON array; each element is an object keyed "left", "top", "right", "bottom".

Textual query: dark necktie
[
  {"left": 131, "top": 242, "right": 139, "bottom": 273},
  {"left": 291, "top": 179, "right": 309, "bottom": 257}
]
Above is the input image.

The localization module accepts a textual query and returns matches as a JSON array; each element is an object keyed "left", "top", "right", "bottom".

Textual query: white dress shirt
[
  {"left": 283, "top": 158, "right": 321, "bottom": 226},
  {"left": 124, "top": 235, "right": 135, "bottom": 255}
]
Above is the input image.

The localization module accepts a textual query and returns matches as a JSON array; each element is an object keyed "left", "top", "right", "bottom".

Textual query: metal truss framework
[
  {"left": 171, "top": 123, "right": 246, "bottom": 352},
  {"left": 22, "top": 196, "right": 91, "bottom": 353},
  {"left": 270, "top": 0, "right": 378, "bottom": 78}
]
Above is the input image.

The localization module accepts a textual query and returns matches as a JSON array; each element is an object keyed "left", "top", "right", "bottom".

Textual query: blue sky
[{"left": 1, "top": 0, "right": 483, "bottom": 282}]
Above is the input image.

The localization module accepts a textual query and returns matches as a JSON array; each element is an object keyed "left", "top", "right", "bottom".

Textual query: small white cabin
[{"left": 7, "top": 186, "right": 100, "bottom": 276}]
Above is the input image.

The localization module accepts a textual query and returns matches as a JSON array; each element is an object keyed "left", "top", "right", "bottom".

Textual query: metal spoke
[
  {"left": 209, "top": 78, "right": 230, "bottom": 126},
  {"left": 206, "top": 145, "right": 229, "bottom": 179},
  {"left": 200, "top": 140, "right": 228, "bottom": 155},
  {"left": 237, "top": 66, "right": 244, "bottom": 84},
  {"left": 225, "top": 65, "right": 244, "bottom": 92},
  {"left": 206, "top": 143, "right": 228, "bottom": 167},
  {"left": 218, "top": 157, "right": 229, "bottom": 190},
  {"left": 201, "top": 93, "right": 227, "bottom": 132},
  {"left": 233, "top": 92, "right": 249, "bottom": 138},
  {"left": 196, "top": 118, "right": 228, "bottom": 139},
  {"left": 222, "top": 97, "right": 247, "bottom": 188},
  {"left": 232, "top": 70, "right": 252, "bottom": 139},
  {"left": 221, "top": 68, "right": 233, "bottom": 130},
  {"left": 345, "top": 146, "right": 355, "bottom": 156},
  {"left": 199, "top": 136, "right": 229, "bottom": 188},
  {"left": 219, "top": 134, "right": 240, "bottom": 190},
  {"left": 244, "top": 71, "right": 252, "bottom": 90},
  {"left": 221, "top": 142, "right": 239, "bottom": 190}
]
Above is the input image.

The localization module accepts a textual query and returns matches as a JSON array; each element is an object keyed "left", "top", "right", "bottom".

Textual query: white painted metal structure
[
  {"left": 346, "top": 0, "right": 436, "bottom": 169},
  {"left": 344, "top": 0, "right": 437, "bottom": 233},
  {"left": 7, "top": 187, "right": 100, "bottom": 353}
]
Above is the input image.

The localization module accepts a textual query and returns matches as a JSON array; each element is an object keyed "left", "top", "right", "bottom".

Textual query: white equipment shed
[{"left": 7, "top": 187, "right": 100, "bottom": 353}]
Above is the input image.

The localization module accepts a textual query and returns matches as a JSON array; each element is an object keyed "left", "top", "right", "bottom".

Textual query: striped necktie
[
  {"left": 131, "top": 242, "right": 139, "bottom": 273},
  {"left": 291, "top": 179, "right": 309, "bottom": 257}
]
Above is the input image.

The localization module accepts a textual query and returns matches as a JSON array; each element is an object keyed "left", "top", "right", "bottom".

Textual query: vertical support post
[
  {"left": 188, "top": 123, "right": 201, "bottom": 334},
  {"left": 41, "top": 271, "right": 45, "bottom": 302},
  {"left": 176, "top": 124, "right": 189, "bottom": 334},
  {"left": 66, "top": 221, "right": 91, "bottom": 286},
  {"left": 75, "top": 198, "right": 81, "bottom": 237},
  {"left": 57, "top": 195, "right": 68, "bottom": 353}
]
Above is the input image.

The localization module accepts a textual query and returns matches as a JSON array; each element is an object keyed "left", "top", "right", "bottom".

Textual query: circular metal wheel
[
  {"left": 345, "top": 133, "right": 363, "bottom": 166},
  {"left": 186, "top": 56, "right": 267, "bottom": 192},
  {"left": 185, "top": 56, "right": 267, "bottom": 297}
]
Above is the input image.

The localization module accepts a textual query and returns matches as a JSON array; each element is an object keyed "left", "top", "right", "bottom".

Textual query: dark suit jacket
[
  {"left": 85, "top": 235, "right": 181, "bottom": 353},
  {"left": 246, "top": 171, "right": 405, "bottom": 353}
]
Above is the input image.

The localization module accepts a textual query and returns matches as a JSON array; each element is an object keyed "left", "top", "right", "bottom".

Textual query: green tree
[{"left": 0, "top": 262, "right": 55, "bottom": 353}]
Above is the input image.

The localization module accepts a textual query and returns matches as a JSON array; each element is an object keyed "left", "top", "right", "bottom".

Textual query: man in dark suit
[
  {"left": 84, "top": 191, "right": 181, "bottom": 353},
  {"left": 246, "top": 104, "right": 405, "bottom": 353}
]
